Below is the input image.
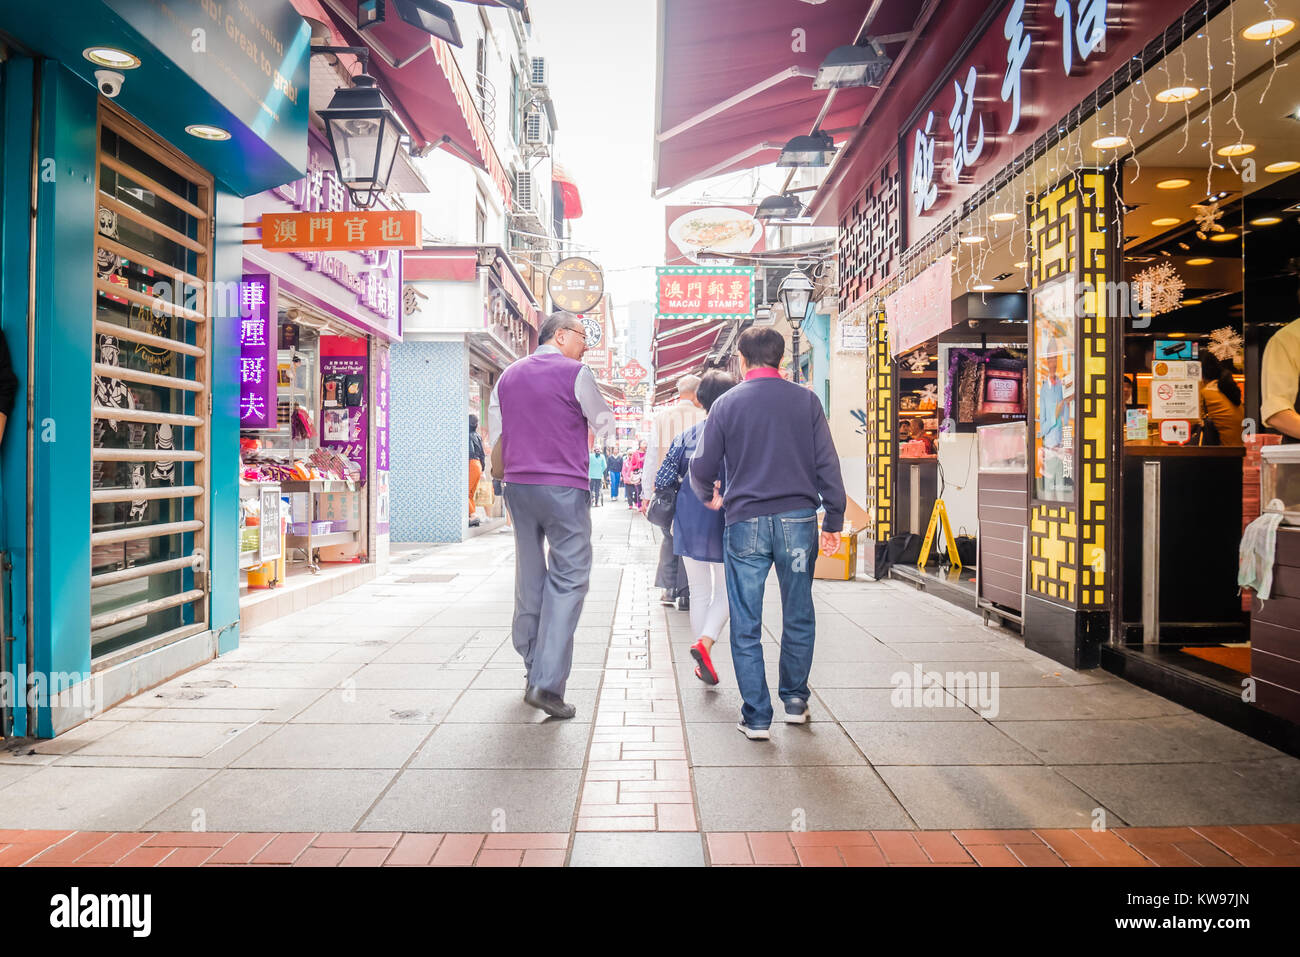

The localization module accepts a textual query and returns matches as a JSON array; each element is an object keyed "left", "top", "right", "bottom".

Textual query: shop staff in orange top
[{"left": 468, "top": 414, "right": 486, "bottom": 527}]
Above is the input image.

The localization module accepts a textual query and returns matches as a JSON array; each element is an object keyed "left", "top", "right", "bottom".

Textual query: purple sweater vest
[{"left": 497, "top": 351, "right": 588, "bottom": 491}]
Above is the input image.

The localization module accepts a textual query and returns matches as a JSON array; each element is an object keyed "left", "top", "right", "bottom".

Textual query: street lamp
[
  {"left": 778, "top": 270, "right": 814, "bottom": 384},
  {"left": 317, "top": 71, "right": 410, "bottom": 209}
]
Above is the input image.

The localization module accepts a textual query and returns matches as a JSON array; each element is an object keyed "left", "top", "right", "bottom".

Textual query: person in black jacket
[
  {"left": 469, "top": 414, "right": 486, "bottom": 528},
  {"left": 605, "top": 449, "right": 624, "bottom": 501}
]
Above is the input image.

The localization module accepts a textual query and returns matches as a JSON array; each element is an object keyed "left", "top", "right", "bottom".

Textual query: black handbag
[
  {"left": 646, "top": 480, "right": 679, "bottom": 530},
  {"left": 954, "top": 526, "right": 977, "bottom": 567}
]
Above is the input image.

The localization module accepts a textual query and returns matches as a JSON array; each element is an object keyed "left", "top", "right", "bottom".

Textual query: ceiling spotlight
[
  {"left": 1265, "top": 160, "right": 1300, "bottom": 173},
  {"left": 1155, "top": 86, "right": 1199, "bottom": 103},
  {"left": 755, "top": 193, "right": 805, "bottom": 220},
  {"left": 1242, "top": 18, "right": 1296, "bottom": 41},
  {"left": 1152, "top": 217, "right": 1180, "bottom": 226},
  {"left": 973, "top": 283, "right": 994, "bottom": 291},
  {"left": 1186, "top": 257, "right": 1214, "bottom": 265},
  {"left": 813, "top": 41, "right": 893, "bottom": 90},
  {"left": 1209, "top": 232, "right": 1239, "bottom": 242},
  {"left": 777, "top": 130, "right": 837, "bottom": 168},
  {"left": 185, "top": 124, "right": 231, "bottom": 140},
  {"left": 83, "top": 47, "right": 141, "bottom": 69},
  {"left": 1013, "top": 260, "right": 1028, "bottom": 269},
  {"left": 1091, "top": 135, "right": 1129, "bottom": 149},
  {"left": 991, "top": 272, "right": 1013, "bottom": 282},
  {"left": 1157, "top": 178, "right": 1191, "bottom": 190},
  {"left": 989, "top": 212, "right": 1017, "bottom": 222},
  {"left": 1250, "top": 216, "right": 1282, "bottom": 226},
  {"left": 959, "top": 234, "right": 985, "bottom": 244},
  {"left": 1216, "top": 143, "right": 1255, "bottom": 157}
]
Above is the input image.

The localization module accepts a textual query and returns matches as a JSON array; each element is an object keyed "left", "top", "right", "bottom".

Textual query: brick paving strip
[
  {"left": 1, "top": 825, "right": 1297, "bottom": 866},
  {"left": 574, "top": 561, "right": 697, "bottom": 833}
]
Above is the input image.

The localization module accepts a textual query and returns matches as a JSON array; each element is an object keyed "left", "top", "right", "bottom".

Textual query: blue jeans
[
  {"left": 609, "top": 472, "right": 622, "bottom": 500},
  {"left": 723, "top": 507, "right": 818, "bottom": 729}
]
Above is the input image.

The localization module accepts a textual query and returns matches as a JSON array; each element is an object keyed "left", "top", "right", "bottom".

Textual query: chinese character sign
[
  {"left": 656, "top": 267, "right": 754, "bottom": 318},
  {"left": 239, "top": 274, "right": 275, "bottom": 429},
  {"left": 260, "top": 210, "right": 422, "bottom": 252}
]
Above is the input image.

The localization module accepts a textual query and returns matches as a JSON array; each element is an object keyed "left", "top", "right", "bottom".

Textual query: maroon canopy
[{"left": 653, "top": 0, "right": 915, "bottom": 196}]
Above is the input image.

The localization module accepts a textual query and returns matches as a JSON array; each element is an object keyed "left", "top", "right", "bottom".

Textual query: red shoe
[{"left": 690, "top": 640, "right": 718, "bottom": 685}]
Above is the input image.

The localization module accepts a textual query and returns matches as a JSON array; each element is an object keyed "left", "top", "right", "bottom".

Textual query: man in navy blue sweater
[{"left": 690, "top": 326, "right": 846, "bottom": 739}]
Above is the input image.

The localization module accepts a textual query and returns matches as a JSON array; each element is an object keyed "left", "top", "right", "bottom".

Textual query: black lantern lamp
[
  {"left": 756, "top": 193, "right": 806, "bottom": 220},
  {"left": 776, "top": 130, "right": 836, "bottom": 168},
  {"left": 317, "top": 72, "right": 409, "bottom": 209},
  {"left": 778, "top": 269, "right": 814, "bottom": 384},
  {"left": 813, "top": 41, "right": 893, "bottom": 90}
]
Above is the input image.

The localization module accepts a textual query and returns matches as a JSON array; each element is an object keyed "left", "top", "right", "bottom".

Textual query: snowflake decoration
[
  {"left": 1207, "top": 326, "right": 1244, "bottom": 365},
  {"left": 919, "top": 383, "right": 939, "bottom": 407},
  {"left": 1191, "top": 201, "right": 1225, "bottom": 240},
  {"left": 1133, "top": 262, "right": 1186, "bottom": 316},
  {"left": 904, "top": 348, "right": 930, "bottom": 372}
]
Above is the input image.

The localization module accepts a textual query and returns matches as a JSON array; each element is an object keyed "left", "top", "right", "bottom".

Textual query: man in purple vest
[{"left": 488, "top": 314, "right": 613, "bottom": 719}]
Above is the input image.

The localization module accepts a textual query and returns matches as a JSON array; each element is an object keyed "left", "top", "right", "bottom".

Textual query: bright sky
[{"left": 528, "top": 0, "right": 788, "bottom": 318}]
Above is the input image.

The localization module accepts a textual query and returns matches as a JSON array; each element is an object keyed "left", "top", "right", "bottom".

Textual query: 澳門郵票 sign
[
  {"left": 656, "top": 267, "right": 755, "bottom": 319},
  {"left": 239, "top": 274, "right": 276, "bottom": 429}
]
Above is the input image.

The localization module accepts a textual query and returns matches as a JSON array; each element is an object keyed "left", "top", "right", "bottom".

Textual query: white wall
[
  {"left": 935, "top": 431, "right": 980, "bottom": 538},
  {"left": 403, "top": 278, "right": 485, "bottom": 336}
]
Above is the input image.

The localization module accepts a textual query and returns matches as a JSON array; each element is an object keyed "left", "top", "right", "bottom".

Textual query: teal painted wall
[
  {"left": 31, "top": 62, "right": 97, "bottom": 737},
  {"left": 803, "top": 311, "right": 832, "bottom": 416},
  {"left": 212, "top": 190, "right": 244, "bottom": 653},
  {"left": 0, "top": 57, "right": 34, "bottom": 736}
]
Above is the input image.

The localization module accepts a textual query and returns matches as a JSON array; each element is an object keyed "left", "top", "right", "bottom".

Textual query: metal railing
[{"left": 476, "top": 71, "right": 497, "bottom": 140}]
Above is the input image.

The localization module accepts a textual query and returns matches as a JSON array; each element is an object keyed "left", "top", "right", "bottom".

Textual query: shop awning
[
  {"left": 297, "top": 0, "right": 512, "bottom": 203},
  {"left": 651, "top": 318, "right": 730, "bottom": 403},
  {"left": 652, "top": 0, "right": 916, "bottom": 196},
  {"left": 553, "top": 162, "right": 584, "bottom": 220}
]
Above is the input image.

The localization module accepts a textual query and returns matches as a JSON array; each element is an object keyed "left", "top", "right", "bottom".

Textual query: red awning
[
  {"left": 653, "top": 0, "right": 915, "bottom": 196},
  {"left": 651, "top": 318, "right": 729, "bottom": 403},
  {"left": 298, "top": 0, "right": 512, "bottom": 204},
  {"left": 552, "top": 161, "right": 584, "bottom": 220}
]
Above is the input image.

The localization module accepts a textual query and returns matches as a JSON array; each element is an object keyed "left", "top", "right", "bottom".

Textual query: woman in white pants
[{"left": 651, "top": 371, "right": 736, "bottom": 684}]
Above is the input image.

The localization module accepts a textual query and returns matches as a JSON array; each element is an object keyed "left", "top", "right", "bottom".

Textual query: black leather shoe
[{"left": 524, "top": 686, "right": 576, "bottom": 719}]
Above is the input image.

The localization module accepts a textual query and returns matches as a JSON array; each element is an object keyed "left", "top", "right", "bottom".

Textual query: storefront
[
  {"left": 235, "top": 135, "right": 406, "bottom": 630},
  {"left": 0, "top": 0, "right": 309, "bottom": 737},
  {"left": 391, "top": 245, "right": 538, "bottom": 543},
  {"left": 819, "top": 0, "right": 1300, "bottom": 750}
]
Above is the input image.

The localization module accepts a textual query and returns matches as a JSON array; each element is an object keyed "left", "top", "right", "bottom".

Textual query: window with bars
[{"left": 90, "top": 106, "right": 212, "bottom": 661}]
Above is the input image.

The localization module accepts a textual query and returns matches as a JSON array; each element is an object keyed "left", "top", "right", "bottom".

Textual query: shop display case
[{"left": 976, "top": 421, "right": 1028, "bottom": 629}]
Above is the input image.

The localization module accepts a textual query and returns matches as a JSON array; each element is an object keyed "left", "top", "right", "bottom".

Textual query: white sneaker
[{"left": 736, "top": 721, "right": 771, "bottom": 741}]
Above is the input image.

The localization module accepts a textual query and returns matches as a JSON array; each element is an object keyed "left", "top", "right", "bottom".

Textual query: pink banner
[{"left": 885, "top": 259, "right": 953, "bottom": 357}]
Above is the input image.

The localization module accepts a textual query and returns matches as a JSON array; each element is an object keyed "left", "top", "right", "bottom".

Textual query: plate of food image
[{"left": 668, "top": 207, "right": 763, "bottom": 257}]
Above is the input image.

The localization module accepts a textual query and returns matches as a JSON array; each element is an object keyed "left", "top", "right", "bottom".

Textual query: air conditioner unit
[
  {"left": 530, "top": 56, "right": 547, "bottom": 86},
  {"left": 515, "top": 170, "right": 536, "bottom": 214},
  {"left": 525, "top": 112, "right": 547, "bottom": 145}
]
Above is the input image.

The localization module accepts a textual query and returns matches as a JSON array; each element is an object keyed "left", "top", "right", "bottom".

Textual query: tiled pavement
[{"left": 1, "top": 505, "right": 1298, "bottom": 866}]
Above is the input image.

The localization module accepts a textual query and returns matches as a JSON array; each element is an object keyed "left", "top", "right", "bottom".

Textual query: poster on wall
[
  {"left": 944, "top": 347, "right": 1028, "bottom": 433},
  {"left": 320, "top": 335, "right": 368, "bottom": 480},
  {"left": 1032, "top": 277, "right": 1076, "bottom": 503}
]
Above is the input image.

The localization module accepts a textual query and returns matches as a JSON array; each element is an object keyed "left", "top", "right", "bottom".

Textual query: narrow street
[{"left": 1, "top": 505, "right": 1297, "bottom": 867}]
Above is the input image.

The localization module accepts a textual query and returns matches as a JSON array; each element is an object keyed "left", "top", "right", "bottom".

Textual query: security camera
[{"left": 95, "top": 70, "right": 124, "bottom": 98}]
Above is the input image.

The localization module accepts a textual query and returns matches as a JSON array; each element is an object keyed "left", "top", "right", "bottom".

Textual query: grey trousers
[{"left": 503, "top": 482, "right": 592, "bottom": 697}]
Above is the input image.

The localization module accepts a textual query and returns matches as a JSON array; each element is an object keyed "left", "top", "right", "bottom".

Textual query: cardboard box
[{"left": 814, "top": 519, "right": 866, "bottom": 581}]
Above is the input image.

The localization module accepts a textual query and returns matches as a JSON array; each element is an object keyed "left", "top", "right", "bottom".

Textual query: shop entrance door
[{"left": 89, "top": 104, "right": 212, "bottom": 664}]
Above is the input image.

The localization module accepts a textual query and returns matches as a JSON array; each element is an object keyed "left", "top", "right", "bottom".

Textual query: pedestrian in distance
[
  {"left": 488, "top": 313, "right": 614, "bottom": 719},
  {"left": 468, "top": 414, "right": 486, "bottom": 528},
  {"left": 623, "top": 442, "right": 645, "bottom": 510},
  {"left": 652, "top": 370, "right": 737, "bottom": 685},
  {"left": 690, "top": 326, "right": 846, "bottom": 740},
  {"left": 606, "top": 447, "right": 624, "bottom": 502},
  {"left": 588, "top": 447, "right": 607, "bottom": 507}
]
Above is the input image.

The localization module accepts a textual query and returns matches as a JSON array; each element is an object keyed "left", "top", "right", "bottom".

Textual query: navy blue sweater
[{"left": 689, "top": 372, "right": 847, "bottom": 533}]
